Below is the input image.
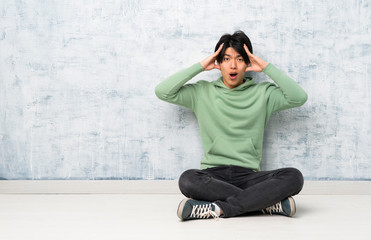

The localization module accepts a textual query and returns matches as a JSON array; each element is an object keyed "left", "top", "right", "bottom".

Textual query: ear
[
  {"left": 245, "top": 63, "right": 252, "bottom": 72},
  {"left": 215, "top": 61, "right": 221, "bottom": 70}
]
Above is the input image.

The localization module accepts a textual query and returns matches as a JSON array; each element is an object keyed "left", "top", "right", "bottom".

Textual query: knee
[
  {"left": 178, "top": 169, "right": 199, "bottom": 196},
  {"left": 286, "top": 167, "right": 304, "bottom": 194},
  {"left": 178, "top": 169, "right": 208, "bottom": 197},
  {"left": 278, "top": 167, "right": 304, "bottom": 194}
]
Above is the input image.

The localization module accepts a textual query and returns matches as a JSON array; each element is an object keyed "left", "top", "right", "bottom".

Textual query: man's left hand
[{"left": 244, "top": 44, "right": 268, "bottom": 72}]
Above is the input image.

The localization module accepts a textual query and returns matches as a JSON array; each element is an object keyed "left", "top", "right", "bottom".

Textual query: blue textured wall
[{"left": 0, "top": 0, "right": 370, "bottom": 180}]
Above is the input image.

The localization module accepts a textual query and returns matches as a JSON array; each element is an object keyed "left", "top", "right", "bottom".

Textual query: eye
[
  {"left": 237, "top": 58, "right": 243, "bottom": 62},
  {"left": 224, "top": 57, "right": 230, "bottom": 61}
]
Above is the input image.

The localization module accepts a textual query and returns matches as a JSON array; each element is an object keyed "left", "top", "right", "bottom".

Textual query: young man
[{"left": 155, "top": 31, "right": 308, "bottom": 220}]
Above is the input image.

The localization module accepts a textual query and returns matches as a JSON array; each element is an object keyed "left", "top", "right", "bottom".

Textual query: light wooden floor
[{"left": 0, "top": 194, "right": 370, "bottom": 240}]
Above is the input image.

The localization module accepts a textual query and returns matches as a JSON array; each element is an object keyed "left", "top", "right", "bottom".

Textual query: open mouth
[{"left": 229, "top": 73, "right": 238, "bottom": 80}]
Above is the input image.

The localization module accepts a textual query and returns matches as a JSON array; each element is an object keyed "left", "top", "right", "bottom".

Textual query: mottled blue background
[{"left": 0, "top": 0, "right": 370, "bottom": 180}]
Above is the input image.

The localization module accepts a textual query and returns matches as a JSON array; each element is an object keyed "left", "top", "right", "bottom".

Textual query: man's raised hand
[
  {"left": 244, "top": 44, "right": 268, "bottom": 72},
  {"left": 200, "top": 43, "right": 224, "bottom": 71}
]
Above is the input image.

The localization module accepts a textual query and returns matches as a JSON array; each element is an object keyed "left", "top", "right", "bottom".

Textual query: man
[{"left": 155, "top": 30, "right": 307, "bottom": 220}]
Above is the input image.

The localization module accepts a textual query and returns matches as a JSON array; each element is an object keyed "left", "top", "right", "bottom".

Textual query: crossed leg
[{"left": 178, "top": 165, "right": 304, "bottom": 218}]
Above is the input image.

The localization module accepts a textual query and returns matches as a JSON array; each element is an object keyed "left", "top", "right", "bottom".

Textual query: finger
[
  {"left": 214, "top": 43, "right": 224, "bottom": 55},
  {"left": 244, "top": 44, "right": 253, "bottom": 56}
]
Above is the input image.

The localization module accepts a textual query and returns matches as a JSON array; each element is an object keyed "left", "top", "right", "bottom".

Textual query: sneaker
[
  {"left": 262, "top": 197, "right": 296, "bottom": 217},
  {"left": 177, "top": 198, "right": 219, "bottom": 220}
]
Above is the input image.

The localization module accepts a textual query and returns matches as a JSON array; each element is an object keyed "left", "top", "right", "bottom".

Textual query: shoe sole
[
  {"left": 288, "top": 197, "right": 296, "bottom": 217},
  {"left": 177, "top": 198, "right": 190, "bottom": 220}
]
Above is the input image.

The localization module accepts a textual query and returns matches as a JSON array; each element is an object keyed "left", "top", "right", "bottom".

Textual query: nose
[{"left": 230, "top": 60, "right": 237, "bottom": 69}]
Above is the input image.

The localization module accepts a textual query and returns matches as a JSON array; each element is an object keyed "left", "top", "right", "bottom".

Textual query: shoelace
[
  {"left": 262, "top": 201, "right": 283, "bottom": 215},
  {"left": 190, "top": 203, "right": 219, "bottom": 219}
]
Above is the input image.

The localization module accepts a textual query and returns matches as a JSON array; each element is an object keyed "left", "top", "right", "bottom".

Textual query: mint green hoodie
[{"left": 155, "top": 63, "right": 307, "bottom": 171}]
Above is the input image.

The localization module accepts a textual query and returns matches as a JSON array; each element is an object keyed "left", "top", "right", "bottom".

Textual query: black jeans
[{"left": 178, "top": 165, "right": 304, "bottom": 218}]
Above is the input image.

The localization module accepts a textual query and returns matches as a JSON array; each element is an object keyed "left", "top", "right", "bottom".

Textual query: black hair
[{"left": 214, "top": 30, "right": 253, "bottom": 64}]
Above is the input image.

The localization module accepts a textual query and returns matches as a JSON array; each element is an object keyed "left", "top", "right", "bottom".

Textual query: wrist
[
  {"left": 196, "top": 62, "right": 206, "bottom": 72},
  {"left": 200, "top": 60, "right": 208, "bottom": 70},
  {"left": 262, "top": 63, "right": 272, "bottom": 73}
]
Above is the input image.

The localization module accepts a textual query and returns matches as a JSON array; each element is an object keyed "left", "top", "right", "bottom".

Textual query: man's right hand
[{"left": 200, "top": 43, "right": 224, "bottom": 71}]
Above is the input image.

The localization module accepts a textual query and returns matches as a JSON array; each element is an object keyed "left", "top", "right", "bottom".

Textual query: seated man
[{"left": 155, "top": 30, "right": 308, "bottom": 220}]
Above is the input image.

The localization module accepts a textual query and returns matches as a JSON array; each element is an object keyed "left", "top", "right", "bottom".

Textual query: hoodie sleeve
[
  {"left": 263, "top": 63, "right": 308, "bottom": 114},
  {"left": 155, "top": 63, "right": 204, "bottom": 109}
]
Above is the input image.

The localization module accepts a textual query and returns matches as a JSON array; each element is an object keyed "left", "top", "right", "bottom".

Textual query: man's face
[{"left": 218, "top": 47, "right": 248, "bottom": 89}]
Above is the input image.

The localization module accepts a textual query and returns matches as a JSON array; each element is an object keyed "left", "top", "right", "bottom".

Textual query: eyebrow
[{"left": 224, "top": 54, "right": 242, "bottom": 58}]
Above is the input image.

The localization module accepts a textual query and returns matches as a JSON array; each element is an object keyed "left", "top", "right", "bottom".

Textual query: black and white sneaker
[
  {"left": 262, "top": 197, "right": 296, "bottom": 217},
  {"left": 177, "top": 198, "right": 219, "bottom": 220}
]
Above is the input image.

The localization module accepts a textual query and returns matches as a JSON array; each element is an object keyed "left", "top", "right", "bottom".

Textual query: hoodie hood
[{"left": 212, "top": 76, "right": 256, "bottom": 91}]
